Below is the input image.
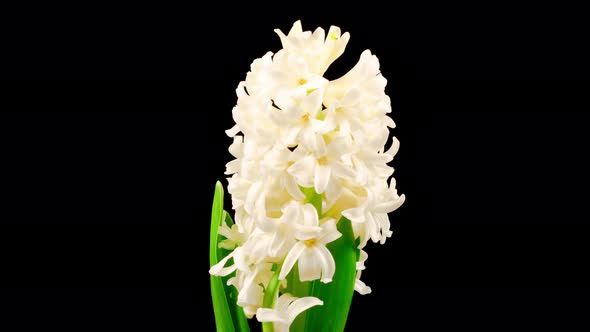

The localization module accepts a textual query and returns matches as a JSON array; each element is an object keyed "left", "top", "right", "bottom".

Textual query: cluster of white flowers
[{"left": 210, "top": 21, "right": 405, "bottom": 329}]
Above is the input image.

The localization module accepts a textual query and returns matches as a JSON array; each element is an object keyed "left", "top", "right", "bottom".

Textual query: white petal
[
  {"left": 327, "top": 136, "right": 351, "bottom": 156},
  {"left": 238, "top": 273, "right": 264, "bottom": 309},
  {"left": 314, "top": 244, "right": 336, "bottom": 283},
  {"left": 256, "top": 215, "right": 279, "bottom": 233},
  {"left": 287, "top": 156, "right": 315, "bottom": 187},
  {"left": 322, "top": 107, "right": 338, "bottom": 133},
  {"left": 256, "top": 308, "right": 288, "bottom": 324},
  {"left": 235, "top": 81, "right": 247, "bottom": 98},
  {"left": 314, "top": 164, "right": 331, "bottom": 194},
  {"left": 294, "top": 228, "right": 322, "bottom": 241},
  {"left": 318, "top": 26, "right": 350, "bottom": 75},
  {"left": 342, "top": 207, "right": 366, "bottom": 223},
  {"left": 331, "top": 162, "right": 356, "bottom": 181},
  {"left": 323, "top": 50, "right": 376, "bottom": 106},
  {"left": 228, "top": 136, "right": 244, "bottom": 157},
  {"left": 208, "top": 250, "right": 237, "bottom": 277},
  {"left": 218, "top": 220, "right": 235, "bottom": 241},
  {"left": 274, "top": 28, "right": 288, "bottom": 47},
  {"left": 226, "top": 276, "right": 236, "bottom": 287},
  {"left": 355, "top": 226, "right": 370, "bottom": 249},
  {"left": 218, "top": 239, "right": 236, "bottom": 250},
  {"left": 371, "top": 150, "right": 393, "bottom": 164},
  {"left": 225, "top": 124, "right": 241, "bottom": 137},
  {"left": 355, "top": 278, "right": 372, "bottom": 295},
  {"left": 243, "top": 306, "right": 258, "bottom": 319},
  {"left": 281, "top": 127, "right": 301, "bottom": 147},
  {"left": 280, "top": 201, "right": 300, "bottom": 223},
  {"left": 340, "top": 87, "right": 361, "bottom": 107},
  {"left": 318, "top": 218, "right": 341, "bottom": 244},
  {"left": 366, "top": 212, "right": 380, "bottom": 243},
  {"left": 302, "top": 131, "right": 326, "bottom": 156},
  {"left": 352, "top": 156, "right": 368, "bottom": 185},
  {"left": 310, "top": 118, "right": 328, "bottom": 134},
  {"left": 384, "top": 136, "right": 400, "bottom": 158},
  {"left": 302, "top": 89, "right": 323, "bottom": 115},
  {"left": 298, "top": 247, "right": 321, "bottom": 281},
  {"left": 289, "top": 20, "right": 303, "bottom": 35},
  {"left": 373, "top": 164, "right": 394, "bottom": 178},
  {"left": 275, "top": 293, "right": 297, "bottom": 312},
  {"left": 323, "top": 178, "right": 342, "bottom": 206},
  {"left": 270, "top": 230, "right": 291, "bottom": 257},
  {"left": 312, "top": 26, "right": 326, "bottom": 45},
  {"left": 326, "top": 25, "right": 341, "bottom": 40},
  {"left": 273, "top": 323, "right": 290, "bottom": 332},
  {"left": 376, "top": 213, "right": 393, "bottom": 244},
  {"left": 384, "top": 115, "right": 396, "bottom": 128},
  {"left": 285, "top": 297, "right": 323, "bottom": 324},
  {"left": 340, "top": 119, "right": 353, "bottom": 140},
  {"left": 373, "top": 194, "right": 406, "bottom": 213},
  {"left": 356, "top": 250, "right": 368, "bottom": 270},
  {"left": 301, "top": 203, "right": 320, "bottom": 227},
  {"left": 279, "top": 242, "right": 306, "bottom": 280},
  {"left": 282, "top": 174, "right": 305, "bottom": 201},
  {"left": 244, "top": 181, "right": 263, "bottom": 215},
  {"left": 225, "top": 159, "right": 241, "bottom": 175}
]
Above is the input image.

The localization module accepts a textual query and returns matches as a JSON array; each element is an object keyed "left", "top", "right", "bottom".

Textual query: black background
[{"left": 2, "top": 2, "right": 590, "bottom": 331}]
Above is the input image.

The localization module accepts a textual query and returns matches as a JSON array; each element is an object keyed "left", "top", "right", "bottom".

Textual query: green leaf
[
  {"left": 210, "top": 181, "right": 235, "bottom": 332},
  {"left": 209, "top": 181, "right": 251, "bottom": 332},
  {"left": 303, "top": 217, "right": 357, "bottom": 332}
]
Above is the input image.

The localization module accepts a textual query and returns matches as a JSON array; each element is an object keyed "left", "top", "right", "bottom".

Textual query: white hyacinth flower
[
  {"left": 278, "top": 209, "right": 341, "bottom": 283},
  {"left": 275, "top": 20, "right": 350, "bottom": 76},
  {"left": 210, "top": 20, "right": 405, "bottom": 330}
]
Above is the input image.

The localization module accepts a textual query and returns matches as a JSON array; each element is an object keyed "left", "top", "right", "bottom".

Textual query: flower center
[
  {"left": 297, "top": 78, "right": 308, "bottom": 86},
  {"left": 317, "top": 156, "right": 329, "bottom": 166},
  {"left": 303, "top": 238, "right": 318, "bottom": 247},
  {"left": 301, "top": 113, "right": 310, "bottom": 123}
]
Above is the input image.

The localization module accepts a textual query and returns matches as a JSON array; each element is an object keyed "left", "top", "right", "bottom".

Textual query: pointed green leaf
[
  {"left": 210, "top": 182, "right": 251, "bottom": 332},
  {"left": 210, "top": 181, "right": 235, "bottom": 332},
  {"left": 303, "top": 217, "right": 357, "bottom": 332}
]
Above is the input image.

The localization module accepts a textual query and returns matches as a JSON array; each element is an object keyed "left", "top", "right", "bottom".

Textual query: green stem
[
  {"left": 261, "top": 266, "right": 281, "bottom": 332},
  {"left": 300, "top": 186, "right": 322, "bottom": 216}
]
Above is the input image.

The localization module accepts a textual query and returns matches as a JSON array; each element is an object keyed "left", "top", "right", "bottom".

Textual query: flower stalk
[{"left": 209, "top": 20, "right": 405, "bottom": 331}]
